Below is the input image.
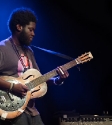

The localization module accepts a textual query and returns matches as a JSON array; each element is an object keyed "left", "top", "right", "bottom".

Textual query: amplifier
[{"left": 59, "top": 115, "right": 112, "bottom": 125}]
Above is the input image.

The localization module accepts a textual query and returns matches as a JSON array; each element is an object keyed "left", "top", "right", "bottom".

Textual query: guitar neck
[
  {"left": 26, "top": 59, "right": 77, "bottom": 90},
  {"left": 26, "top": 51, "right": 93, "bottom": 90}
]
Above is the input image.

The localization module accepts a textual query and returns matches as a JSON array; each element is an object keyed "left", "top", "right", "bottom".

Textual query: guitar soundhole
[{"left": 22, "top": 75, "right": 34, "bottom": 80}]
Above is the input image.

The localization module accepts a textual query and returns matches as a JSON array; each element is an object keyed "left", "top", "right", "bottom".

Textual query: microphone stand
[
  {"left": 31, "top": 45, "right": 80, "bottom": 71},
  {"left": 31, "top": 45, "right": 74, "bottom": 60}
]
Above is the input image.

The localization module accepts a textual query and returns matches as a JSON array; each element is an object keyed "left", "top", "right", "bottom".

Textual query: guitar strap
[{"left": 10, "top": 38, "right": 30, "bottom": 72}]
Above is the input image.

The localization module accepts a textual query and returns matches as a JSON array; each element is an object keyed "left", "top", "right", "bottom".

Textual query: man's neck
[{"left": 11, "top": 35, "right": 21, "bottom": 46}]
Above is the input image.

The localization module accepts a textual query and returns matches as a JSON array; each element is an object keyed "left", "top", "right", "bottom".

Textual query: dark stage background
[{"left": 0, "top": 0, "right": 112, "bottom": 124}]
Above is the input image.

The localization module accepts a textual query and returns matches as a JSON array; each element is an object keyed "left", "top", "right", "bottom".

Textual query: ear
[{"left": 16, "top": 24, "right": 23, "bottom": 32}]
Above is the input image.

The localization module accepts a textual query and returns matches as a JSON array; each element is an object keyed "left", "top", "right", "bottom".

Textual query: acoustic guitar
[{"left": 0, "top": 52, "right": 93, "bottom": 120}]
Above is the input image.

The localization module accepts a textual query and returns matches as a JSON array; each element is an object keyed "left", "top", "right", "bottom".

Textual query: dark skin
[{"left": 0, "top": 22, "right": 69, "bottom": 97}]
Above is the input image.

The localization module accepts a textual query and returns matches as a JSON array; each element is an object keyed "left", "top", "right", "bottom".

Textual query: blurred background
[{"left": 0, "top": 0, "right": 112, "bottom": 124}]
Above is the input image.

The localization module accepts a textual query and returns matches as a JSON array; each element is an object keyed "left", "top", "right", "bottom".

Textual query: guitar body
[
  {"left": 19, "top": 68, "right": 47, "bottom": 99},
  {"left": 0, "top": 69, "right": 47, "bottom": 119}
]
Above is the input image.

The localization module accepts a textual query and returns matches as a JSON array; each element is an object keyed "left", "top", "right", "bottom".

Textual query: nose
[{"left": 31, "top": 31, "right": 35, "bottom": 36}]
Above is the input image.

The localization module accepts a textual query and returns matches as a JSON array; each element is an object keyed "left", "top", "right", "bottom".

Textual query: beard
[{"left": 18, "top": 29, "right": 31, "bottom": 46}]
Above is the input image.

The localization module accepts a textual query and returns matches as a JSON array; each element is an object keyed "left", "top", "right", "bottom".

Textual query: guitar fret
[
  {"left": 26, "top": 82, "right": 31, "bottom": 90},
  {"left": 32, "top": 80, "right": 36, "bottom": 89},
  {"left": 62, "top": 59, "right": 77, "bottom": 70}
]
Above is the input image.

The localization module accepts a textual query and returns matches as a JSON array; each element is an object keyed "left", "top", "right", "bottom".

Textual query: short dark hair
[{"left": 7, "top": 7, "right": 38, "bottom": 34}]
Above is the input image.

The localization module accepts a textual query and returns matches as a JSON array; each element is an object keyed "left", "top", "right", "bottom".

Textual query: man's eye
[{"left": 29, "top": 29, "right": 32, "bottom": 31}]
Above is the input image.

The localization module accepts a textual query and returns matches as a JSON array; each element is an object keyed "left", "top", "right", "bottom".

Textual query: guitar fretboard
[{"left": 26, "top": 59, "right": 77, "bottom": 90}]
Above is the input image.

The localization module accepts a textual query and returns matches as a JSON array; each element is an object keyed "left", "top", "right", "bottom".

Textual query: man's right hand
[{"left": 11, "top": 83, "right": 29, "bottom": 97}]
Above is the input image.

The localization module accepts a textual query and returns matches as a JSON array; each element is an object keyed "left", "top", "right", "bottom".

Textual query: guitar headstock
[{"left": 76, "top": 52, "right": 93, "bottom": 64}]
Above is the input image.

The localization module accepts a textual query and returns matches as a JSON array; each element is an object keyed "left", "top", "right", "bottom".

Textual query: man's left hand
[{"left": 55, "top": 66, "right": 69, "bottom": 85}]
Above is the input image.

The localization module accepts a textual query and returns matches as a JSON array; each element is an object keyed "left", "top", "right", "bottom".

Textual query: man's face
[{"left": 18, "top": 22, "right": 36, "bottom": 46}]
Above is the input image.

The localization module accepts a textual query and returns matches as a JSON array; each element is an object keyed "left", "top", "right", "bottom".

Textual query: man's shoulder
[{"left": 0, "top": 37, "right": 10, "bottom": 47}]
